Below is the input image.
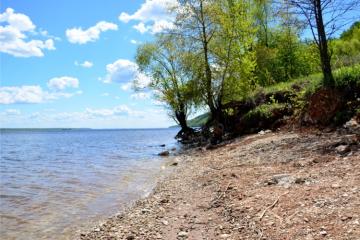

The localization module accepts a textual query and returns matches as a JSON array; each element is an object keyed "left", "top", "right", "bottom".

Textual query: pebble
[
  {"left": 178, "top": 231, "right": 188, "bottom": 238},
  {"left": 320, "top": 230, "right": 327, "bottom": 236},
  {"left": 220, "top": 233, "right": 231, "bottom": 238},
  {"left": 335, "top": 145, "right": 350, "bottom": 154},
  {"left": 161, "top": 220, "right": 169, "bottom": 225},
  {"left": 158, "top": 151, "right": 170, "bottom": 156}
]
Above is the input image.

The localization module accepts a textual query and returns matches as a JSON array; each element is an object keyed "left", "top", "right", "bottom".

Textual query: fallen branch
[{"left": 259, "top": 192, "right": 289, "bottom": 221}]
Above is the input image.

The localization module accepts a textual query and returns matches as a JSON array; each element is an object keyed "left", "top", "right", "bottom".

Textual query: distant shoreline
[{"left": 0, "top": 127, "right": 179, "bottom": 131}]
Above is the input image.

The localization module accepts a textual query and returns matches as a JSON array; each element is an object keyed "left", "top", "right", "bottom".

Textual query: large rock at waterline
[{"left": 158, "top": 151, "right": 170, "bottom": 156}]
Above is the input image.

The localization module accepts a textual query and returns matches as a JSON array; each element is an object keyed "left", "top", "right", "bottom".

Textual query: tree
[
  {"left": 174, "top": 0, "right": 257, "bottom": 127},
  {"left": 286, "top": 0, "right": 359, "bottom": 86},
  {"left": 135, "top": 35, "right": 197, "bottom": 137},
  {"left": 254, "top": 0, "right": 273, "bottom": 47},
  {"left": 175, "top": 0, "right": 218, "bottom": 119}
]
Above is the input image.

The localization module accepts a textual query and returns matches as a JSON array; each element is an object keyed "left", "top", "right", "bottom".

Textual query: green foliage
[
  {"left": 135, "top": 35, "right": 198, "bottom": 126},
  {"left": 340, "top": 21, "right": 360, "bottom": 41},
  {"left": 243, "top": 103, "right": 287, "bottom": 121},
  {"left": 333, "top": 64, "right": 360, "bottom": 88},
  {"left": 332, "top": 22, "right": 360, "bottom": 68},
  {"left": 132, "top": 0, "right": 360, "bottom": 129}
]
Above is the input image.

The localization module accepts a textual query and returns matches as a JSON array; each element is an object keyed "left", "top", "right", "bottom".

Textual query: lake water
[{"left": 0, "top": 128, "right": 179, "bottom": 240}]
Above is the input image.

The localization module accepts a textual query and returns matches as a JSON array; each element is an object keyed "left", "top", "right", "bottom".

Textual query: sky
[
  {"left": 1, "top": 1, "right": 358, "bottom": 129},
  {"left": 0, "top": 0, "right": 176, "bottom": 128}
]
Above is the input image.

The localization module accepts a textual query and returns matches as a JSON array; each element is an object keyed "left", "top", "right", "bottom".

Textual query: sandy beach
[{"left": 80, "top": 129, "right": 359, "bottom": 240}]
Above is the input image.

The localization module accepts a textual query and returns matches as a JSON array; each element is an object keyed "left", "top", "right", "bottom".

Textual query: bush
[{"left": 334, "top": 64, "right": 360, "bottom": 88}]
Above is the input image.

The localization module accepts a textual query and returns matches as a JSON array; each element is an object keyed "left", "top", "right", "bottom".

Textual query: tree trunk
[
  {"left": 174, "top": 108, "right": 194, "bottom": 142},
  {"left": 314, "top": 0, "right": 334, "bottom": 87},
  {"left": 199, "top": 0, "right": 216, "bottom": 118},
  {"left": 175, "top": 110, "right": 190, "bottom": 132}
]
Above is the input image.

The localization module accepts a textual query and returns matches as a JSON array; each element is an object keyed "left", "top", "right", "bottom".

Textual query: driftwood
[{"left": 259, "top": 192, "right": 289, "bottom": 221}]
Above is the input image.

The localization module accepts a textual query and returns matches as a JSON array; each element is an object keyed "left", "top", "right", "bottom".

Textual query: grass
[{"left": 186, "top": 64, "right": 359, "bottom": 128}]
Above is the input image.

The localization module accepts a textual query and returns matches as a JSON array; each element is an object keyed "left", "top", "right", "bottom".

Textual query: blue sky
[
  {"left": 1, "top": 1, "right": 358, "bottom": 128},
  {"left": 0, "top": 0, "right": 175, "bottom": 128}
]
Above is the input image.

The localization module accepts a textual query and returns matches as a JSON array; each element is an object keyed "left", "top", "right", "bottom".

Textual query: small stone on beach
[
  {"left": 158, "top": 151, "right": 170, "bottom": 156},
  {"left": 178, "top": 231, "right": 188, "bottom": 238}
]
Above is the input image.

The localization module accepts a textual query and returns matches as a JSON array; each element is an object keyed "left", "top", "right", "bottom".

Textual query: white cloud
[
  {"left": 4, "top": 109, "right": 21, "bottom": 115},
  {"left": 133, "top": 72, "right": 152, "bottom": 89},
  {"left": 75, "top": 60, "right": 93, "bottom": 68},
  {"left": 101, "top": 92, "right": 110, "bottom": 97},
  {"left": 38, "top": 29, "right": 61, "bottom": 41},
  {"left": 47, "top": 76, "right": 79, "bottom": 90},
  {"left": 66, "top": 21, "right": 118, "bottom": 44},
  {"left": 152, "top": 99, "right": 166, "bottom": 106},
  {"left": 102, "top": 59, "right": 152, "bottom": 91},
  {"left": 85, "top": 105, "right": 139, "bottom": 118},
  {"left": 0, "top": 8, "right": 56, "bottom": 57},
  {"left": 133, "top": 22, "right": 150, "bottom": 34},
  {"left": 119, "top": 0, "right": 177, "bottom": 34},
  {"left": 0, "top": 8, "right": 35, "bottom": 31},
  {"left": 121, "top": 82, "right": 133, "bottom": 91},
  {"left": 0, "top": 86, "right": 45, "bottom": 104},
  {"left": 131, "top": 92, "right": 151, "bottom": 100},
  {"left": 130, "top": 39, "right": 141, "bottom": 44},
  {"left": 103, "top": 59, "right": 138, "bottom": 83},
  {"left": 0, "top": 85, "right": 81, "bottom": 104}
]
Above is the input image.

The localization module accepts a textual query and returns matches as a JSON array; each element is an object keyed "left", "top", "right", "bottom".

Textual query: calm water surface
[{"left": 0, "top": 128, "right": 179, "bottom": 239}]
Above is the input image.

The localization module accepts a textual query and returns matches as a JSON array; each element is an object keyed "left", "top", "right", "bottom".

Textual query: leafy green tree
[
  {"left": 175, "top": 0, "right": 257, "bottom": 126},
  {"left": 135, "top": 35, "right": 197, "bottom": 136},
  {"left": 286, "top": 0, "right": 359, "bottom": 87}
]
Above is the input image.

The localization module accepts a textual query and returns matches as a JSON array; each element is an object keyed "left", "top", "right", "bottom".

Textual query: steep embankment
[{"left": 80, "top": 123, "right": 359, "bottom": 240}]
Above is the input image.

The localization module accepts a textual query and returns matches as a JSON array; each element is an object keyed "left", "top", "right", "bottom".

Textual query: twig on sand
[{"left": 259, "top": 192, "right": 289, "bottom": 221}]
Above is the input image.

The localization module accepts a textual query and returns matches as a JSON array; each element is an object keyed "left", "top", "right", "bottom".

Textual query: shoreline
[{"left": 80, "top": 129, "right": 359, "bottom": 239}]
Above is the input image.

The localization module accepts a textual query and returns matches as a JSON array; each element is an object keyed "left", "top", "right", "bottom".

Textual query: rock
[
  {"left": 161, "top": 219, "right": 169, "bottom": 225},
  {"left": 295, "top": 177, "right": 306, "bottom": 184},
  {"left": 258, "top": 130, "right": 265, "bottom": 135},
  {"left": 266, "top": 174, "right": 295, "bottom": 187},
  {"left": 344, "top": 118, "right": 360, "bottom": 132},
  {"left": 206, "top": 144, "right": 218, "bottom": 150},
  {"left": 171, "top": 147, "right": 177, "bottom": 151},
  {"left": 141, "top": 208, "right": 151, "bottom": 214},
  {"left": 171, "top": 162, "right": 178, "bottom": 166},
  {"left": 126, "top": 236, "right": 135, "bottom": 240},
  {"left": 160, "top": 199, "right": 169, "bottom": 204},
  {"left": 220, "top": 234, "right": 231, "bottom": 238},
  {"left": 341, "top": 216, "right": 352, "bottom": 221},
  {"left": 94, "top": 228, "right": 100, "bottom": 232},
  {"left": 331, "top": 184, "right": 340, "bottom": 189},
  {"left": 264, "top": 129, "right": 272, "bottom": 133},
  {"left": 335, "top": 145, "right": 350, "bottom": 154},
  {"left": 160, "top": 144, "right": 166, "bottom": 147},
  {"left": 177, "top": 231, "right": 188, "bottom": 238},
  {"left": 158, "top": 151, "right": 170, "bottom": 156},
  {"left": 320, "top": 230, "right": 327, "bottom": 236}
]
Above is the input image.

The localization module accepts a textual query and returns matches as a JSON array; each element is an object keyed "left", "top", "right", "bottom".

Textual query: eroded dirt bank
[{"left": 80, "top": 129, "right": 359, "bottom": 240}]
